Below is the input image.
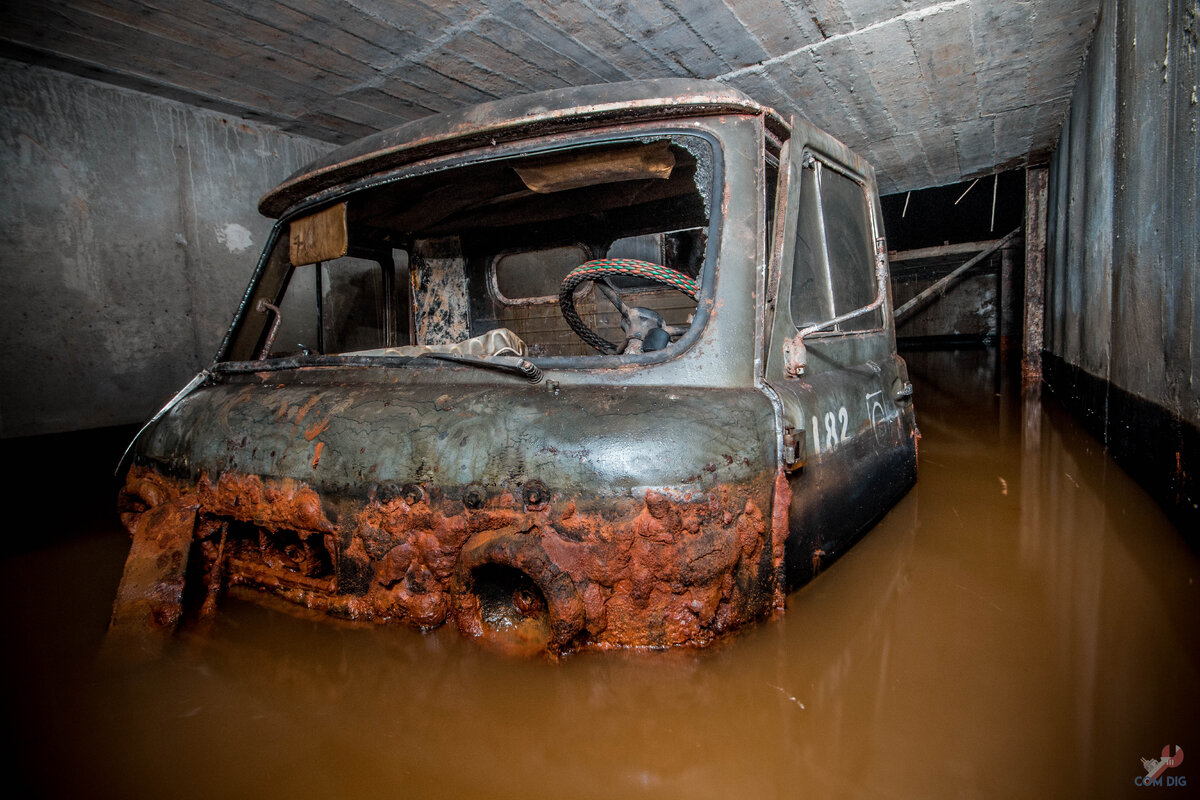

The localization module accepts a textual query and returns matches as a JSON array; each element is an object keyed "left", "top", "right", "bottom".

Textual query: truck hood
[{"left": 134, "top": 374, "right": 778, "bottom": 499}]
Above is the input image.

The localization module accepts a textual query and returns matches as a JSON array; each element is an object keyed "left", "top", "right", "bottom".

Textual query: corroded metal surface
[
  {"left": 116, "top": 462, "right": 781, "bottom": 654},
  {"left": 112, "top": 80, "right": 918, "bottom": 655},
  {"left": 112, "top": 375, "right": 785, "bottom": 653}
]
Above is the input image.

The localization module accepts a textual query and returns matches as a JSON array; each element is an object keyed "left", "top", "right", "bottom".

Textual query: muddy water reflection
[{"left": 3, "top": 350, "right": 1198, "bottom": 798}]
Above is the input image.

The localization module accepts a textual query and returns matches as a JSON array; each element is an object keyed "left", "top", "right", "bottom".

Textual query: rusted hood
[{"left": 132, "top": 375, "right": 778, "bottom": 498}]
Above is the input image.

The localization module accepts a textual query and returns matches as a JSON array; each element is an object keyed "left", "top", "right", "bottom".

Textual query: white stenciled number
[
  {"left": 824, "top": 411, "right": 838, "bottom": 450},
  {"left": 812, "top": 405, "right": 851, "bottom": 454}
]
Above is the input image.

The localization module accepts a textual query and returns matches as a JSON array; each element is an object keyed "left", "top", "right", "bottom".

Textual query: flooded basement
[{"left": 3, "top": 349, "right": 1197, "bottom": 799}]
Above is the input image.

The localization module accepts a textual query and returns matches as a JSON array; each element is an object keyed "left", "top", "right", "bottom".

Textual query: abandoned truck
[{"left": 111, "top": 79, "right": 917, "bottom": 654}]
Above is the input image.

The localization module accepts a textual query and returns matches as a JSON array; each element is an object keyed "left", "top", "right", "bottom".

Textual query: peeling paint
[{"left": 215, "top": 222, "right": 254, "bottom": 253}]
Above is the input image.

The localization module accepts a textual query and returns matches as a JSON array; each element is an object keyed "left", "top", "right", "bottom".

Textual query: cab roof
[{"left": 259, "top": 78, "right": 789, "bottom": 218}]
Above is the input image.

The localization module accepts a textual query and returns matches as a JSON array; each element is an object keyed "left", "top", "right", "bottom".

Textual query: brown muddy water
[{"left": 3, "top": 349, "right": 1198, "bottom": 799}]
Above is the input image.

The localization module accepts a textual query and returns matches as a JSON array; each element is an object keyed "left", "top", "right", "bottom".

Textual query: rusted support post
[
  {"left": 999, "top": 243, "right": 1016, "bottom": 360},
  {"left": 1022, "top": 167, "right": 1048, "bottom": 389}
]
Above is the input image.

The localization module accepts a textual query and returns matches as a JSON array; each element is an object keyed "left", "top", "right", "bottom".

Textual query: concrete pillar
[
  {"left": 999, "top": 242, "right": 1017, "bottom": 359},
  {"left": 1022, "top": 167, "right": 1048, "bottom": 388}
]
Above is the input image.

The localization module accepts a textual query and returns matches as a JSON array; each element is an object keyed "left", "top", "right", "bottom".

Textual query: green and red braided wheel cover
[{"left": 558, "top": 259, "right": 699, "bottom": 354}]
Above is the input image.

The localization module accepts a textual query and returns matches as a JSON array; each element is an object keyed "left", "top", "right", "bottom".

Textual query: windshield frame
[{"left": 215, "top": 122, "right": 726, "bottom": 372}]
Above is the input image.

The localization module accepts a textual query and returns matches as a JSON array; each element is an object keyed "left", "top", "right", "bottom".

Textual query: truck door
[{"left": 762, "top": 121, "right": 918, "bottom": 589}]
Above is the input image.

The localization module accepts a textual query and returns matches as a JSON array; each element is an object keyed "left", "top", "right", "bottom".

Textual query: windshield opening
[{"left": 224, "top": 134, "right": 717, "bottom": 365}]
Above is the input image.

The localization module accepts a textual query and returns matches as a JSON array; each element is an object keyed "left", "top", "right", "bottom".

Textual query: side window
[
  {"left": 321, "top": 255, "right": 391, "bottom": 352},
  {"left": 491, "top": 244, "right": 590, "bottom": 304},
  {"left": 608, "top": 229, "right": 705, "bottom": 285},
  {"left": 821, "top": 168, "right": 878, "bottom": 327},
  {"left": 266, "top": 252, "right": 406, "bottom": 357},
  {"left": 605, "top": 233, "right": 667, "bottom": 291},
  {"left": 272, "top": 261, "right": 318, "bottom": 356},
  {"left": 789, "top": 156, "right": 881, "bottom": 332},
  {"left": 608, "top": 233, "right": 662, "bottom": 263},
  {"left": 790, "top": 165, "right": 834, "bottom": 327}
]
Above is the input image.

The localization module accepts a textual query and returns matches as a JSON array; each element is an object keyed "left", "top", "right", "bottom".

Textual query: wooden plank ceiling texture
[{"left": 0, "top": 0, "right": 1101, "bottom": 194}]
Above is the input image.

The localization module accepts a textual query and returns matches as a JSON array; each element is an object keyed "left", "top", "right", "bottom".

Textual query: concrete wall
[
  {"left": 892, "top": 254, "right": 1005, "bottom": 341},
  {"left": 1044, "top": 0, "right": 1198, "bottom": 530},
  {"left": 0, "top": 59, "right": 332, "bottom": 438}
]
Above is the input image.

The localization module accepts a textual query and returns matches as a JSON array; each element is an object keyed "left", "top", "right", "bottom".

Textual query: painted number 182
[{"left": 812, "top": 406, "right": 849, "bottom": 453}]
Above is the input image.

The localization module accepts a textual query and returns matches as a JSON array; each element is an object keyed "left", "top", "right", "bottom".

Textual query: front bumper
[{"left": 112, "top": 464, "right": 784, "bottom": 654}]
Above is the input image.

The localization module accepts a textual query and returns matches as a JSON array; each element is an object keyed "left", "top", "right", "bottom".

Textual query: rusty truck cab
[{"left": 112, "top": 79, "right": 917, "bottom": 655}]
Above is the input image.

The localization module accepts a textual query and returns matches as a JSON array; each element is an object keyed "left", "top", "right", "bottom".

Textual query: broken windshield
[{"left": 222, "top": 133, "right": 718, "bottom": 366}]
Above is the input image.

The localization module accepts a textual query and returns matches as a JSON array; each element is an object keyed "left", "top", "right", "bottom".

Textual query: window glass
[
  {"left": 821, "top": 167, "right": 878, "bottom": 328},
  {"left": 322, "top": 256, "right": 388, "bottom": 351},
  {"left": 264, "top": 255, "right": 391, "bottom": 357},
  {"left": 271, "top": 263, "right": 317, "bottom": 357},
  {"left": 789, "top": 165, "right": 834, "bottom": 327},
  {"left": 604, "top": 233, "right": 668, "bottom": 291},
  {"left": 493, "top": 245, "right": 590, "bottom": 303},
  {"left": 608, "top": 233, "right": 663, "bottom": 263},
  {"left": 788, "top": 157, "right": 880, "bottom": 332},
  {"left": 229, "top": 135, "right": 714, "bottom": 362}
]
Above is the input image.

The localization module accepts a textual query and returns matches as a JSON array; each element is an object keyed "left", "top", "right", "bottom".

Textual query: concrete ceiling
[{"left": 0, "top": 0, "right": 1101, "bottom": 195}]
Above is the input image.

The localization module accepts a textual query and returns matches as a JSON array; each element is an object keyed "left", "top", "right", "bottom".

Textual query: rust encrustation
[
  {"left": 770, "top": 466, "right": 791, "bottom": 612},
  {"left": 116, "top": 465, "right": 780, "bottom": 654}
]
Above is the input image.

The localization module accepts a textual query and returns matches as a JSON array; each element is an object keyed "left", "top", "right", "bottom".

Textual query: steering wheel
[{"left": 558, "top": 259, "right": 698, "bottom": 355}]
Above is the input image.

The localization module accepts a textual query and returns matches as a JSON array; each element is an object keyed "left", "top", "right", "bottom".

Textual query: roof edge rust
[{"left": 259, "top": 78, "right": 790, "bottom": 218}]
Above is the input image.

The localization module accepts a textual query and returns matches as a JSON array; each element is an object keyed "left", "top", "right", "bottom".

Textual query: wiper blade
[
  {"left": 212, "top": 352, "right": 543, "bottom": 383},
  {"left": 116, "top": 368, "right": 212, "bottom": 477},
  {"left": 412, "top": 352, "right": 543, "bottom": 383}
]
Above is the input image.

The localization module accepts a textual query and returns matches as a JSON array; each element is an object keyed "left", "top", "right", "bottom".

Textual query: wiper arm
[
  {"left": 211, "top": 352, "right": 544, "bottom": 383},
  {"left": 412, "top": 353, "right": 543, "bottom": 383}
]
